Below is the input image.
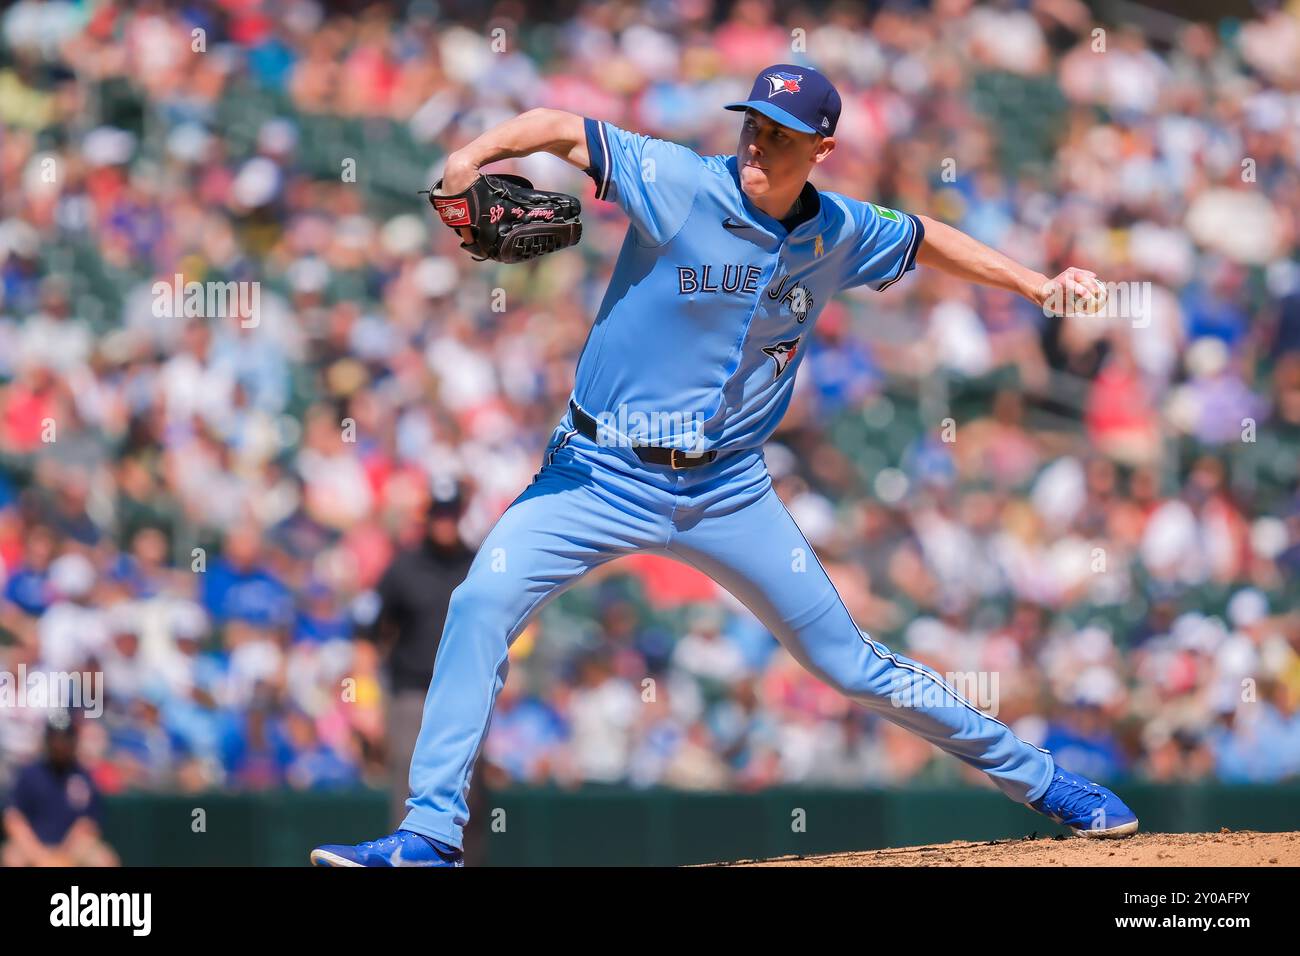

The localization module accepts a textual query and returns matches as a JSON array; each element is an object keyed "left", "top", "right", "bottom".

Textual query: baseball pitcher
[{"left": 312, "top": 64, "right": 1136, "bottom": 867}]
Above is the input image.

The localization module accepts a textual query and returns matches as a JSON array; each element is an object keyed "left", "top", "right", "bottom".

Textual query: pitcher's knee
[
  {"left": 443, "top": 576, "right": 517, "bottom": 638},
  {"left": 444, "top": 580, "right": 493, "bottom": 632}
]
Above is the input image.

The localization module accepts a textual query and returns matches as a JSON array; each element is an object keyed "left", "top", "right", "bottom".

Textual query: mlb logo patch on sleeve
[{"left": 871, "top": 203, "right": 901, "bottom": 222}]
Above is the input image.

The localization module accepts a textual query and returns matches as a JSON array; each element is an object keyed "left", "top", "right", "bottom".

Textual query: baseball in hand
[{"left": 1040, "top": 268, "right": 1108, "bottom": 317}]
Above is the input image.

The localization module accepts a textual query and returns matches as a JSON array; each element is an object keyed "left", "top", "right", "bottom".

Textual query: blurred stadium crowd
[{"left": 2, "top": 0, "right": 1300, "bottom": 803}]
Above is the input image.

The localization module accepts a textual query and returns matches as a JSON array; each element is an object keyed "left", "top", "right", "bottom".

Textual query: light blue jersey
[{"left": 574, "top": 118, "right": 924, "bottom": 452}]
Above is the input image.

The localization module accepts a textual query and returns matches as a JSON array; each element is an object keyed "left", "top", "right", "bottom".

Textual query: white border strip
[{"left": 876, "top": 212, "right": 921, "bottom": 292}]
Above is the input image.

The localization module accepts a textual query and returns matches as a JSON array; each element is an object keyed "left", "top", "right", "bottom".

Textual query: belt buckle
[{"left": 669, "top": 448, "right": 711, "bottom": 470}]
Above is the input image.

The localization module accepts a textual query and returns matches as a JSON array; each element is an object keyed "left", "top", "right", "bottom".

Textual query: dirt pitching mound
[{"left": 717, "top": 830, "right": 1300, "bottom": 866}]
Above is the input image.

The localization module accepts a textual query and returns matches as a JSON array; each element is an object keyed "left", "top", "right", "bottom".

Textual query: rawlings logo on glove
[
  {"left": 426, "top": 173, "right": 582, "bottom": 264},
  {"left": 436, "top": 198, "right": 472, "bottom": 227}
]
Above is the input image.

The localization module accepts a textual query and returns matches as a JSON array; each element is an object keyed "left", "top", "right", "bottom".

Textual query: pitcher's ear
[{"left": 813, "top": 136, "right": 836, "bottom": 164}]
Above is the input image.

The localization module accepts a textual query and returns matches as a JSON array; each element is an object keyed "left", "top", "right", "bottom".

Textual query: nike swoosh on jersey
[{"left": 721, "top": 217, "right": 751, "bottom": 231}]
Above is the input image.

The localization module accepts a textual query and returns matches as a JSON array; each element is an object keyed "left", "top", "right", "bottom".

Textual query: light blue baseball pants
[{"left": 401, "top": 412, "right": 1055, "bottom": 848}]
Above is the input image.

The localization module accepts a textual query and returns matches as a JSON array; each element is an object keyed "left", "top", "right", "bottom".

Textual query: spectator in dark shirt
[
  {"left": 1270, "top": 282, "right": 1300, "bottom": 359},
  {"left": 2, "top": 712, "right": 119, "bottom": 867},
  {"left": 370, "top": 488, "right": 474, "bottom": 832}
]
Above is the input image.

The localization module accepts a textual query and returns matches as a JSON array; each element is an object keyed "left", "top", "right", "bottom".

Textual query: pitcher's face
[{"left": 736, "top": 110, "right": 834, "bottom": 203}]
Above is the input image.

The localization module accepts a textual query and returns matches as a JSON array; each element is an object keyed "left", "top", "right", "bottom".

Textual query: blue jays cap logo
[
  {"left": 764, "top": 71, "right": 804, "bottom": 97},
  {"left": 724, "top": 64, "right": 842, "bottom": 137}
]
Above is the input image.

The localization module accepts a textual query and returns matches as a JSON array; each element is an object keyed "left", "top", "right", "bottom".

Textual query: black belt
[{"left": 570, "top": 401, "right": 719, "bottom": 470}]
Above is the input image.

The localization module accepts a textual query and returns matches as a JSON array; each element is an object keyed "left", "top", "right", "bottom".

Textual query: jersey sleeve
[
  {"left": 840, "top": 200, "right": 925, "bottom": 292},
  {"left": 582, "top": 118, "right": 703, "bottom": 247}
]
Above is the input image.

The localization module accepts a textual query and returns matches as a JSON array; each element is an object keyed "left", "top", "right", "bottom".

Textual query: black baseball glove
[{"left": 427, "top": 173, "right": 582, "bottom": 264}]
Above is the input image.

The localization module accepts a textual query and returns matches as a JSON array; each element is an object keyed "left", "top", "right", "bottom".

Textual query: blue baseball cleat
[
  {"left": 1029, "top": 767, "right": 1139, "bottom": 838},
  {"left": 310, "top": 829, "right": 464, "bottom": 867}
]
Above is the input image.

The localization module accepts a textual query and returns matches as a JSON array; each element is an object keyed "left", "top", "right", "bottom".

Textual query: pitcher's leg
[
  {"left": 669, "top": 485, "right": 1054, "bottom": 804},
  {"left": 401, "top": 455, "right": 664, "bottom": 848}
]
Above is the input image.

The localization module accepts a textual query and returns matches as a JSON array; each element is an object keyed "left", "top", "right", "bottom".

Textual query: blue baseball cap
[{"left": 724, "top": 64, "right": 841, "bottom": 136}]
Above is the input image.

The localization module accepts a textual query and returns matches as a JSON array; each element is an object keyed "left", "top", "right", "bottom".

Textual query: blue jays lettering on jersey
[{"left": 576, "top": 118, "right": 924, "bottom": 452}]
